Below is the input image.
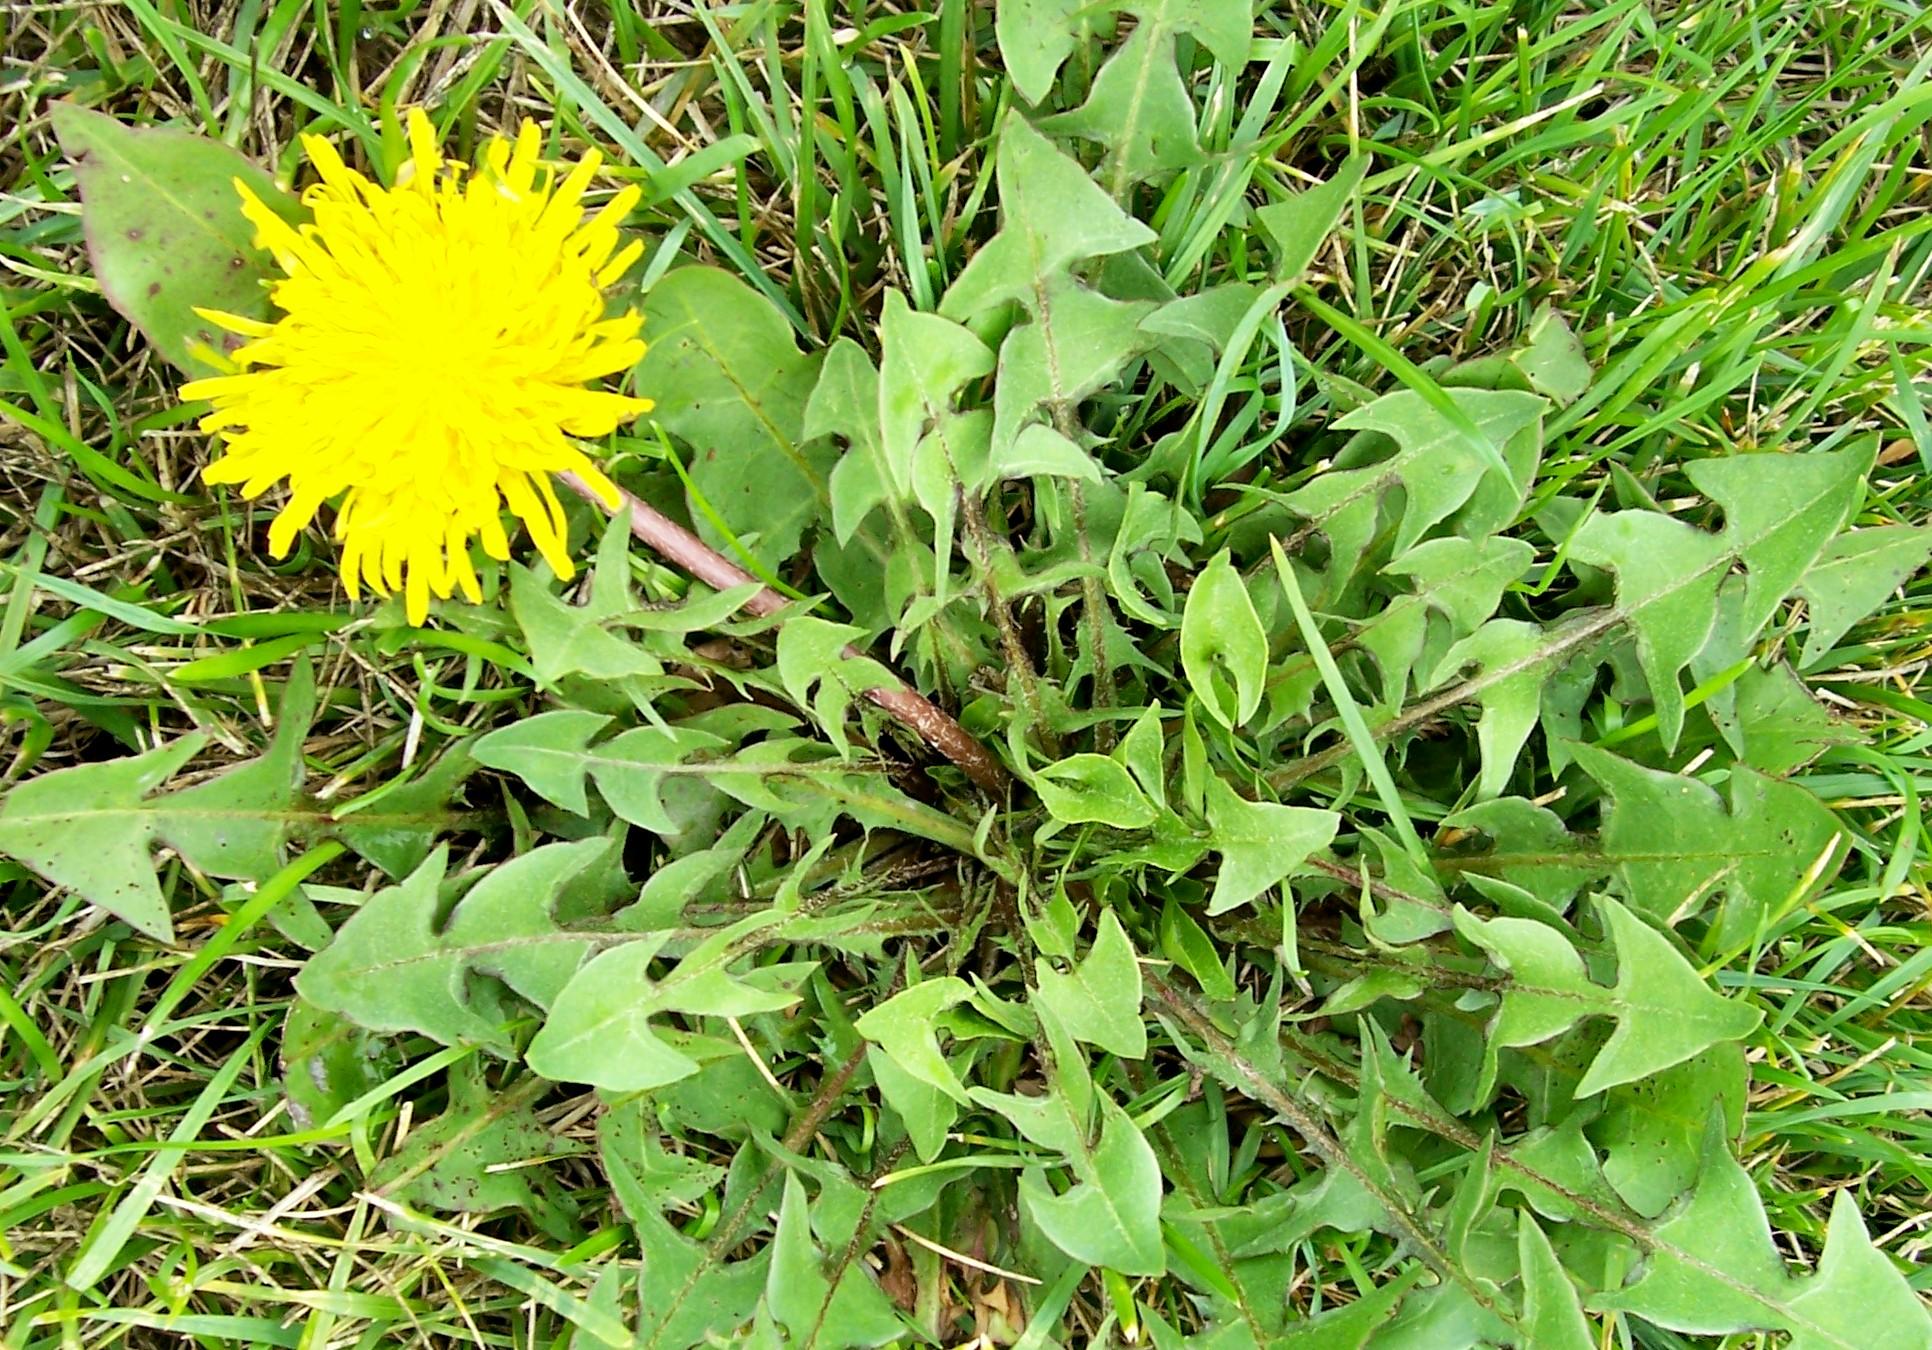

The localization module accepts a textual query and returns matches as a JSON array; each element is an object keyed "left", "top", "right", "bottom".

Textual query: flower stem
[{"left": 559, "top": 472, "right": 1010, "bottom": 796}]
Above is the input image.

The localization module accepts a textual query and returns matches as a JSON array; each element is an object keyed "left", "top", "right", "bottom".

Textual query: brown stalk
[{"left": 559, "top": 472, "right": 1010, "bottom": 796}]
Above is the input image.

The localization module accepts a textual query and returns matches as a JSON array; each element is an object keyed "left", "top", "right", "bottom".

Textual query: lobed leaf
[
  {"left": 1454, "top": 895, "right": 1762, "bottom": 1101},
  {"left": 297, "top": 839, "right": 614, "bottom": 1054},
  {"left": 1201, "top": 775, "right": 1339, "bottom": 916},
  {"left": 1035, "top": 908, "right": 1146, "bottom": 1058},
  {"left": 1571, "top": 741, "right": 1840, "bottom": 946},
  {"left": 940, "top": 117, "right": 1156, "bottom": 323},
  {"left": 526, "top": 911, "right": 810, "bottom": 1091},
  {"left": 1034, "top": 753, "right": 1157, "bottom": 829},
  {"left": 855, "top": 976, "right": 973, "bottom": 1103},
  {"left": 766, "top": 1173, "right": 906, "bottom": 1346},
  {"left": 0, "top": 661, "right": 317, "bottom": 939}
]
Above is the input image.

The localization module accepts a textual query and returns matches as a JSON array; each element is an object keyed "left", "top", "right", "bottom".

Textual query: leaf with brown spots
[
  {"left": 370, "top": 1062, "right": 583, "bottom": 1241},
  {"left": 52, "top": 102, "right": 301, "bottom": 374}
]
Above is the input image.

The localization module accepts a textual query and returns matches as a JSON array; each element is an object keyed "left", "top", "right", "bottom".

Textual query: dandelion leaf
[
  {"left": 1432, "top": 618, "right": 1546, "bottom": 801},
  {"left": 1256, "top": 156, "right": 1369, "bottom": 285},
  {"left": 1510, "top": 307, "right": 1593, "bottom": 403},
  {"left": 1036, "top": 753, "right": 1157, "bottom": 828},
  {"left": 1580, "top": 896, "right": 1762, "bottom": 1094},
  {"left": 1571, "top": 742, "right": 1839, "bottom": 946},
  {"left": 1456, "top": 896, "right": 1760, "bottom": 1101},
  {"left": 472, "top": 709, "right": 726, "bottom": 834},
  {"left": 279, "top": 996, "right": 395, "bottom": 1131},
  {"left": 369, "top": 1060, "right": 579, "bottom": 1237},
  {"left": 1014, "top": 1093, "right": 1167, "bottom": 1275},
  {"left": 471, "top": 709, "right": 613, "bottom": 816},
  {"left": 995, "top": 0, "right": 1095, "bottom": 104},
  {"left": 1594, "top": 1115, "right": 1793, "bottom": 1335},
  {"left": 868, "top": 1045, "right": 957, "bottom": 1163},
  {"left": 878, "top": 292, "right": 994, "bottom": 593},
  {"left": 1439, "top": 796, "right": 1595, "bottom": 914},
  {"left": 332, "top": 738, "right": 479, "bottom": 879},
  {"left": 1499, "top": 1117, "right": 1630, "bottom": 1226},
  {"left": 1277, "top": 388, "right": 1545, "bottom": 598},
  {"left": 1714, "top": 663, "right": 1853, "bottom": 774},
  {"left": 1568, "top": 512, "right": 1724, "bottom": 751},
  {"left": 0, "top": 660, "right": 317, "bottom": 940},
  {"left": 59, "top": 746, "right": 180, "bottom": 895},
  {"left": 990, "top": 276, "right": 1154, "bottom": 457},
  {"left": 775, "top": 616, "right": 894, "bottom": 760},
  {"left": 991, "top": 423, "right": 1104, "bottom": 482},
  {"left": 809, "top": 339, "right": 895, "bottom": 545},
  {"left": 527, "top": 912, "right": 808, "bottom": 1091},
  {"left": 1795, "top": 525, "right": 1932, "bottom": 669},
  {"left": 1140, "top": 281, "right": 1261, "bottom": 355},
  {"left": 597, "top": 1099, "right": 726, "bottom": 1219},
  {"left": 679, "top": 735, "right": 975, "bottom": 849},
  {"left": 1687, "top": 445, "right": 1869, "bottom": 638},
  {"left": 1113, "top": 0, "right": 1253, "bottom": 69},
  {"left": 1356, "top": 824, "right": 1452, "bottom": 944},
  {"left": 1784, "top": 1191, "right": 1932, "bottom": 1350},
  {"left": 637, "top": 266, "right": 829, "bottom": 570},
  {"left": 1181, "top": 551, "right": 1267, "bottom": 731},
  {"left": 1518, "top": 1213, "right": 1596, "bottom": 1350},
  {"left": 297, "top": 839, "right": 614, "bottom": 1053},
  {"left": 1565, "top": 444, "right": 1874, "bottom": 749},
  {"left": 766, "top": 1173, "right": 906, "bottom": 1346},
  {"left": 1592, "top": 1044, "right": 1747, "bottom": 1218},
  {"left": 1273, "top": 1268, "right": 1418, "bottom": 1345},
  {"left": 633, "top": 1207, "right": 771, "bottom": 1350},
  {"left": 940, "top": 117, "right": 1156, "bottom": 322},
  {"left": 1359, "top": 535, "right": 1534, "bottom": 707},
  {"left": 855, "top": 977, "right": 973, "bottom": 1103},
  {"left": 1035, "top": 908, "right": 1146, "bottom": 1058},
  {"left": 1335, "top": 388, "right": 1547, "bottom": 556},
  {"left": 1202, "top": 774, "right": 1339, "bottom": 916},
  {"left": 509, "top": 544, "right": 662, "bottom": 689},
  {"left": 1451, "top": 907, "right": 1599, "bottom": 1103},
  {"left": 1046, "top": 17, "right": 1201, "bottom": 192}
]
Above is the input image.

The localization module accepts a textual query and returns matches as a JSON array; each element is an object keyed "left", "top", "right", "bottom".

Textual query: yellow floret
[{"left": 181, "top": 108, "right": 652, "bottom": 625}]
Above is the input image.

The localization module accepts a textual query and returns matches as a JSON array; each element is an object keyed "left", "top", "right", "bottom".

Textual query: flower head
[{"left": 182, "top": 109, "right": 650, "bottom": 624}]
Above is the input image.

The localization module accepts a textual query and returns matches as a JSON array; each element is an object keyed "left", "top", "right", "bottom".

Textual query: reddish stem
[{"left": 560, "top": 472, "right": 1010, "bottom": 795}]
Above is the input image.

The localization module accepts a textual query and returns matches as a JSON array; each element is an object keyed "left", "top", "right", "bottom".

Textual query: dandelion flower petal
[{"left": 184, "top": 113, "right": 649, "bottom": 623}]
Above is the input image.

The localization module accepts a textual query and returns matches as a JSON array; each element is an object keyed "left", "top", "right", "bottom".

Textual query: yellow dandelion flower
[{"left": 181, "top": 108, "right": 653, "bottom": 625}]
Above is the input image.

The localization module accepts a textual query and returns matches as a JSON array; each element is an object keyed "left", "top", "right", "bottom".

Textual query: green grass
[{"left": 3, "top": 1, "right": 1931, "bottom": 1346}]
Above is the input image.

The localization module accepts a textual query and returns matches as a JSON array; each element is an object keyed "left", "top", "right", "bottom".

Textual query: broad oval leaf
[
  {"left": 635, "top": 266, "right": 829, "bottom": 570},
  {"left": 53, "top": 102, "right": 300, "bottom": 374}
]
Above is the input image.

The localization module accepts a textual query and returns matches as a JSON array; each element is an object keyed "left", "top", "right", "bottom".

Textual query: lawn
[{"left": 3, "top": 1, "right": 1931, "bottom": 1346}]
